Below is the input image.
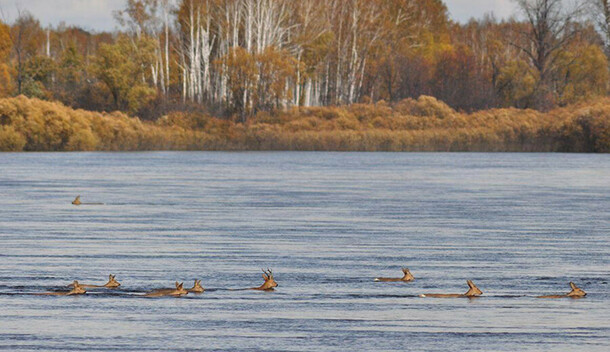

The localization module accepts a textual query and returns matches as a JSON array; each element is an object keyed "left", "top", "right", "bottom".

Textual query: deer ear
[
  {"left": 569, "top": 282, "right": 577, "bottom": 290},
  {"left": 467, "top": 280, "right": 474, "bottom": 288},
  {"left": 175, "top": 281, "right": 180, "bottom": 288},
  {"left": 262, "top": 273, "right": 268, "bottom": 280}
]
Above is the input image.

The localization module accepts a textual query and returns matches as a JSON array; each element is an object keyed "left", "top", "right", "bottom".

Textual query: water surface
[{"left": 0, "top": 152, "right": 609, "bottom": 351}]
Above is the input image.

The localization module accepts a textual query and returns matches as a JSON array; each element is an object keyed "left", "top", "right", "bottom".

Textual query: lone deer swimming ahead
[
  {"left": 144, "top": 281, "right": 188, "bottom": 297},
  {"left": 374, "top": 267, "right": 414, "bottom": 282},
  {"left": 68, "top": 274, "right": 121, "bottom": 289},
  {"left": 420, "top": 280, "right": 483, "bottom": 298},
  {"left": 72, "top": 196, "right": 104, "bottom": 205},
  {"left": 37, "top": 281, "right": 87, "bottom": 296},
  {"left": 537, "top": 282, "right": 586, "bottom": 299},
  {"left": 187, "top": 279, "right": 205, "bottom": 293}
]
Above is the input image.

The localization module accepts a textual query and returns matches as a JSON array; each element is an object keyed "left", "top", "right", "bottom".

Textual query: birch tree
[
  {"left": 116, "top": 0, "right": 174, "bottom": 95},
  {"left": 588, "top": 0, "right": 610, "bottom": 56}
]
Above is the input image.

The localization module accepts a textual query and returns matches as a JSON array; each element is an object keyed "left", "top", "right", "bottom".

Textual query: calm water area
[{"left": 0, "top": 152, "right": 608, "bottom": 351}]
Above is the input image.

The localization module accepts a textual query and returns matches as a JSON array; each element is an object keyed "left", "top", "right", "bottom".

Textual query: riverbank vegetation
[{"left": 1, "top": 95, "right": 608, "bottom": 152}]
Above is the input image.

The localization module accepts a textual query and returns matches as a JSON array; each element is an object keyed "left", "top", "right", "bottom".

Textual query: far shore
[{"left": 1, "top": 95, "right": 609, "bottom": 153}]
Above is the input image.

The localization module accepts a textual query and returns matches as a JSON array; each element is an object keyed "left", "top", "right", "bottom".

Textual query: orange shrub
[
  {"left": 0, "top": 95, "right": 609, "bottom": 152},
  {"left": 0, "top": 125, "right": 26, "bottom": 151}
]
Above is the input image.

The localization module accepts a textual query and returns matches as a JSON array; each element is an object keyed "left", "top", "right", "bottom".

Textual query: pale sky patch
[
  {"left": 0, "top": 0, "right": 521, "bottom": 31},
  {"left": 445, "top": 0, "right": 519, "bottom": 23},
  {"left": 0, "top": 0, "right": 124, "bottom": 31}
]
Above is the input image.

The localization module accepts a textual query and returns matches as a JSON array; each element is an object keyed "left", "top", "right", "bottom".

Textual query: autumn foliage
[
  {"left": 1, "top": 95, "right": 608, "bottom": 152},
  {"left": 2, "top": 0, "right": 610, "bottom": 119},
  {"left": 1, "top": 1, "right": 610, "bottom": 152}
]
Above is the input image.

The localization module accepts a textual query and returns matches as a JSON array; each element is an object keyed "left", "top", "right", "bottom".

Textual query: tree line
[{"left": 1, "top": 0, "right": 610, "bottom": 120}]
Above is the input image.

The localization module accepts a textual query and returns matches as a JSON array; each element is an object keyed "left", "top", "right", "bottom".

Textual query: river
[{"left": 0, "top": 152, "right": 608, "bottom": 351}]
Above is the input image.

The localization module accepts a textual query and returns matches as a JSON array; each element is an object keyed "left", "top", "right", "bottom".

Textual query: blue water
[{"left": 0, "top": 152, "right": 608, "bottom": 351}]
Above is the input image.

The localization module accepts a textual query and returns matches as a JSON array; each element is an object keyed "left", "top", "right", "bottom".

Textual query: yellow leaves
[
  {"left": 65, "top": 128, "right": 98, "bottom": 151},
  {"left": 221, "top": 46, "right": 257, "bottom": 81},
  {"left": 218, "top": 46, "right": 299, "bottom": 116},
  {"left": 127, "top": 85, "right": 157, "bottom": 114},
  {"left": 217, "top": 47, "right": 257, "bottom": 114},
  {"left": 0, "top": 63, "right": 12, "bottom": 97},
  {"left": 255, "top": 47, "right": 299, "bottom": 104},
  {"left": 555, "top": 45, "right": 609, "bottom": 106},
  {"left": 93, "top": 34, "right": 158, "bottom": 112},
  {"left": 0, "top": 22, "right": 12, "bottom": 98},
  {"left": 560, "top": 107, "right": 610, "bottom": 152},
  {"left": 21, "top": 55, "right": 56, "bottom": 99},
  {"left": 497, "top": 60, "right": 539, "bottom": 108},
  {"left": 0, "top": 22, "right": 11, "bottom": 61},
  {"left": 417, "top": 36, "right": 453, "bottom": 61},
  {"left": 335, "top": 115, "right": 359, "bottom": 130},
  {"left": 381, "top": 0, "right": 450, "bottom": 50},
  {"left": 284, "top": 117, "right": 319, "bottom": 132},
  {"left": 301, "top": 31, "right": 334, "bottom": 70},
  {"left": 348, "top": 101, "right": 393, "bottom": 122},
  {"left": 394, "top": 96, "right": 455, "bottom": 119},
  {"left": 0, "top": 125, "right": 26, "bottom": 151}
]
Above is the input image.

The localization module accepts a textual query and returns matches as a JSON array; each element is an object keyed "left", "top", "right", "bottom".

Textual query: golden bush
[
  {"left": 0, "top": 125, "right": 26, "bottom": 151},
  {"left": 0, "top": 95, "right": 608, "bottom": 152}
]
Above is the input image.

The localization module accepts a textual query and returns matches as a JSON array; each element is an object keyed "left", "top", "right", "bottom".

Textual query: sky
[{"left": 0, "top": 0, "right": 520, "bottom": 32}]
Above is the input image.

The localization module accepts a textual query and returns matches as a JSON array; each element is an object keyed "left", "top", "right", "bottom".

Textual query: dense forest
[{"left": 0, "top": 0, "right": 610, "bottom": 152}]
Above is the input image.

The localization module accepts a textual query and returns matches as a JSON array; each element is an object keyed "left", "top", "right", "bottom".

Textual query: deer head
[
  {"left": 69, "top": 281, "right": 86, "bottom": 295},
  {"left": 104, "top": 274, "right": 121, "bottom": 288},
  {"left": 465, "top": 280, "right": 482, "bottom": 297},
  {"left": 173, "top": 281, "right": 188, "bottom": 296},
  {"left": 72, "top": 196, "right": 81, "bottom": 205},
  {"left": 259, "top": 269, "right": 278, "bottom": 290},
  {"left": 566, "top": 282, "right": 586, "bottom": 297},
  {"left": 189, "top": 279, "right": 204, "bottom": 293},
  {"left": 401, "top": 268, "right": 415, "bottom": 281}
]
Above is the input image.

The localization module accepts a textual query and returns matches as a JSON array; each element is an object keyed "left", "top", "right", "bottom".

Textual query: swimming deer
[
  {"left": 144, "top": 281, "right": 188, "bottom": 297},
  {"left": 538, "top": 282, "right": 586, "bottom": 299},
  {"left": 71, "top": 195, "right": 104, "bottom": 205},
  {"left": 250, "top": 269, "right": 278, "bottom": 291},
  {"left": 229, "top": 269, "right": 278, "bottom": 291},
  {"left": 420, "top": 280, "right": 483, "bottom": 298},
  {"left": 188, "top": 279, "right": 204, "bottom": 293},
  {"left": 67, "top": 274, "right": 120, "bottom": 289},
  {"left": 37, "top": 281, "right": 87, "bottom": 296},
  {"left": 374, "top": 267, "right": 414, "bottom": 282}
]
